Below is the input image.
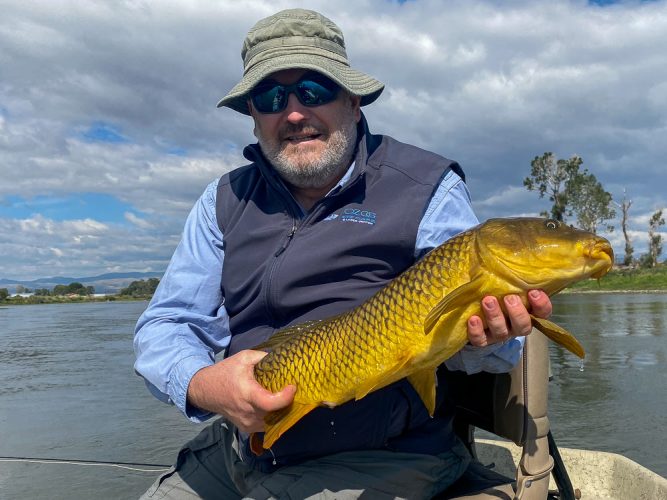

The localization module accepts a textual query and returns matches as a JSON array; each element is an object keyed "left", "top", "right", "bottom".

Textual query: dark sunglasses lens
[
  {"left": 296, "top": 80, "right": 338, "bottom": 106},
  {"left": 251, "top": 85, "right": 286, "bottom": 113},
  {"left": 251, "top": 77, "right": 340, "bottom": 113}
]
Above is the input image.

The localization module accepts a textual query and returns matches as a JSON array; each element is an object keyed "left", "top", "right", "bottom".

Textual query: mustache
[{"left": 279, "top": 123, "right": 323, "bottom": 139}]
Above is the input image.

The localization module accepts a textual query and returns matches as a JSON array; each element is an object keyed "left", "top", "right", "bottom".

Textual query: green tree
[
  {"left": 567, "top": 170, "right": 616, "bottom": 234},
  {"left": 647, "top": 209, "right": 665, "bottom": 268},
  {"left": 52, "top": 282, "right": 93, "bottom": 296},
  {"left": 67, "top": 282, "right": 85, "bottom": 295},
  {"left": 119, "top": 278, "right": 160, "bottom": 297},
  {"left": 0, "top": 288, "right": 8, "bottom": 301},
  {"left": 524, "top": 152, "right": 583, "bottom": 221}
]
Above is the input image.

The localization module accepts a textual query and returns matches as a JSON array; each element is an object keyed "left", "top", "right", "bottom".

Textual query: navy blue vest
[{"left": 216, "top": 115, "right": 465, "bottom": 470}]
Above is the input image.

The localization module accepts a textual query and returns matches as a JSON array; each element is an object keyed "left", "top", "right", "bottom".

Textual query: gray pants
[{"left": 141, "top": 418, "right": 473, "bottom": 500}]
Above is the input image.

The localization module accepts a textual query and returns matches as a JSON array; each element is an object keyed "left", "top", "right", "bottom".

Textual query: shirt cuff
[
  {"left": 168, "top": 354, "right": 216, "bottom": 422},
  {"left": 445, "top": 336, "right": 525, "bottom": 374}
]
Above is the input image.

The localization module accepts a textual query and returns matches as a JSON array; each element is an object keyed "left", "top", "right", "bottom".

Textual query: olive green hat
[{"left": 216, "top": 9, "right": 384, "bottom": 115}]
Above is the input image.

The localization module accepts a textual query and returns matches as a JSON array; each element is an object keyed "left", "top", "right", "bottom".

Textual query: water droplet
[{"left": 579, "top": 359, "right": 585, "bottom": 372}]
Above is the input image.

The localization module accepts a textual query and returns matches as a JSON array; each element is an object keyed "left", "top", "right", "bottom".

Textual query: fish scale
[{"left": 251, "top": 218, "right": 614, "bottom": 453}]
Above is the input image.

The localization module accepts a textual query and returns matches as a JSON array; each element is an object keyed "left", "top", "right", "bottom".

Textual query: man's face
[{"left": 249, "top": 68, "right": 361, "bottom": 190}]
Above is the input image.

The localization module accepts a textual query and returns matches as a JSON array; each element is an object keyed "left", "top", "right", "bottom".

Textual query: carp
[{"left": 251, "top": 217, "right": 614, "bottom": 452}]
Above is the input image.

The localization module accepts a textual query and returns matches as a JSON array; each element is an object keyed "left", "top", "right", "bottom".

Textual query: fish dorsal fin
[
  {"left": 252, "top": 318, "right": 335, "bottom": 352},
  {"left": 424, "top": 277, "right": 485, "bottom": 336},
  {"left": 407, "top": 368, "right": 437, "bottom": 416},
  {"left": 531, "top": 315, "right": 586, "bottom": 358},
  {"left": 251, "top": 401, "right": 319, "bottom": 454}
]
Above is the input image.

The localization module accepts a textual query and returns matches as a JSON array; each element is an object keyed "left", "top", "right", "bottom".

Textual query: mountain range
[{"left": 0, "top": 271, "right": 163, "bottom": 294}]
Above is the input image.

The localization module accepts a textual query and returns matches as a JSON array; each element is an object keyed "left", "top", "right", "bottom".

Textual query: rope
[{"left": 0, "top": 456, "right": 171, "bottom": 473}]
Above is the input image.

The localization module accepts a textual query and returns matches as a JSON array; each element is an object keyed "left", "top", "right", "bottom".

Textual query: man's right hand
[{"left": 186, "top": 350, "right": 296, "bottom": 433}]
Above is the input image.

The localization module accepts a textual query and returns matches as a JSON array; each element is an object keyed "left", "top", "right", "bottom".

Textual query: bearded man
[{"left": 134, "top": 8, "right": 552, "bottom": 499}]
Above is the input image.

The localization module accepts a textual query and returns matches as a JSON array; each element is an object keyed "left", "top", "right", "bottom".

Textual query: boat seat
[{"left": 434, "top": 329, "right": 564, "bottom": 500}]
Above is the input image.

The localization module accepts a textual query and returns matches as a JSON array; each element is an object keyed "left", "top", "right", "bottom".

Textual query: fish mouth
[{"left": 585, "top": 239, "right": 614, "bottom": 278}]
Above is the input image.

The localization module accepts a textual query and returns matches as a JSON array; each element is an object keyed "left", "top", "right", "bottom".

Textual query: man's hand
[
  {"left": 186, "top": 350, "right": 296, "bottom": 433},
  {"left": 467, "top": 289, "right": 553, "bottom": 347}
]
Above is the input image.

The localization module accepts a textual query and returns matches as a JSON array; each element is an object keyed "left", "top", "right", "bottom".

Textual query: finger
[
  {"left": 467, "top": 315, "right": 488, "bottom": 347},
  {"left": 527, "top": 289, "right": 553, "bottom": 319},
  {"left": 482, "top": 296, "right": 510, "bottom": 341},
  {"left": 503, "top": 294, "right": 532, "bottom": 337}
]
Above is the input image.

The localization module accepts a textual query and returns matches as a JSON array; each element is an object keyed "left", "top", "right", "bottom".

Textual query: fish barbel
[{"left": 251, "top": 218, "right": 614, "bottom": 452}]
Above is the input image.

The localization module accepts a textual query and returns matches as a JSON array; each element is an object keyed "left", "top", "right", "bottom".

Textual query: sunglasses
[{"left": 250, "top": 75, "right": 340, "bottom": 114}]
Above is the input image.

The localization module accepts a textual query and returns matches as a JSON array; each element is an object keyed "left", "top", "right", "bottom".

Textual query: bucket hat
[{"left": 217, "top": 9, "right": 384, "bottom": 115}]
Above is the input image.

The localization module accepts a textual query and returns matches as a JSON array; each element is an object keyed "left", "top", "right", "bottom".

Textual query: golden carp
[{"left": 251, "top": 217, "right": 613, "bottom": 452}]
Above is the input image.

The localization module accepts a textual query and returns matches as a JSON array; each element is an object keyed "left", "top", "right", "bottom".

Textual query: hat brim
[{"left": 216, "top": 54, "right": 384, "bottom": 115}]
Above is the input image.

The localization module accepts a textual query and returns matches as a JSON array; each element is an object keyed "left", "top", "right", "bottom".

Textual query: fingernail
[
  {"left": 529, "top": 290, "right": 541, "bottom": 299},
  {"left": 483, "top": 297, "right": 495, "bottom": 309},
  {"left": 505, "top": 295, "right": 519, "bottom": 306}
]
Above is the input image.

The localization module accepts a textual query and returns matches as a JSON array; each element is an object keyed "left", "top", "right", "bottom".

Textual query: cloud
[{"left": 1, "top": 0, "right": 666, "bottom": 279}]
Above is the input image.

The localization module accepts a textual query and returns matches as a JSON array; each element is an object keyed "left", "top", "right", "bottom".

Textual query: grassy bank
[
  {"left": 0, "top": 295, "right": 151, "bottom": 306},
  {"left": 566, "top": 263, "right": 667, "bottom": 292}
]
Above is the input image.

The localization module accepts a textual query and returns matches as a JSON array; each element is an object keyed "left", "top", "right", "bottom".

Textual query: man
[{"left": 134, "top": 8, "right": 552, "bottom": 499}]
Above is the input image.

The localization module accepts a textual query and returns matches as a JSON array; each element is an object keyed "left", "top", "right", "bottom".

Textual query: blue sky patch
[
  {"left": 81, "top": 122, "right": 128, "bottom": 143},
  {"left": 0, "top": 193, "right": 137, "bottom": 223}
]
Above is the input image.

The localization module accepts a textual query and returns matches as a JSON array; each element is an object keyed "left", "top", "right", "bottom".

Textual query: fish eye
[{"left": 545, "top": 219, "right": 560, "bottom": 230}]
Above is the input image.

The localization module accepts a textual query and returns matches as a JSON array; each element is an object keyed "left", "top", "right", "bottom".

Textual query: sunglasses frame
[{"left": 249, "top": 75, "right": 341, "bottom": 114}]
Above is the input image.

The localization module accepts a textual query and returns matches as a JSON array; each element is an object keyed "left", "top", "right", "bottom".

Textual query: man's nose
[{"left": 284, "top": 93, "right": 309, "bottom": 123}]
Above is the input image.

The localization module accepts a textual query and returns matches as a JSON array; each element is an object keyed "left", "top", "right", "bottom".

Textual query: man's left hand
[{"left": 466, "top": 290, "right": 552, "bottom": 347}]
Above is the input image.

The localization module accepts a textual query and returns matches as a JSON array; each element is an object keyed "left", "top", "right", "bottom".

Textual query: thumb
[{"left": 255, "top": 384, "right": 296, "bottom": 412}]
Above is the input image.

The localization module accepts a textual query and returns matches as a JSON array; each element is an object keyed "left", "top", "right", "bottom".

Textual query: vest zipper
[{"left": 274, "top": 221, "right": 297, "bottom": 257}]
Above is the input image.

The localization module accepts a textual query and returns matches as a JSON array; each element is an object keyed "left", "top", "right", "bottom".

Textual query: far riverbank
[{"left": 566, "top": 263, "right": 667, "bottom": 292}]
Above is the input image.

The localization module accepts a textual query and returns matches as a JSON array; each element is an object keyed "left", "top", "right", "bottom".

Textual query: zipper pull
[{"left": 274, "top": 224, "right": 297, "bottom": 257}]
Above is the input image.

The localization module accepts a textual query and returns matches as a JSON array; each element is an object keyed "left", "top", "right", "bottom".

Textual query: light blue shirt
[{"left": 133, "top": 167, "right": 524, "bottom": 422}]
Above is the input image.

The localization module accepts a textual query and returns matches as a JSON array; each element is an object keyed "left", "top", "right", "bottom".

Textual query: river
[{"left": 0, "top": 295, "right": 665, "bottom": 498}]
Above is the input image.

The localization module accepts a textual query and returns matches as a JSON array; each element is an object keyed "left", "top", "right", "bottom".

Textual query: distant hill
[{"left": 0, "top": 271, "right": 164, "bottom": 294}]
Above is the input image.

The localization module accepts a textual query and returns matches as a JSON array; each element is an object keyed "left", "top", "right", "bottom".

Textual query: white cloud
[{"left": 1, "top": 0, "right": 667, "bottom": 278}]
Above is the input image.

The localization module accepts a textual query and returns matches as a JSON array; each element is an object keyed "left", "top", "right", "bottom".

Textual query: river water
[{"left": 0, "top": 295, "right": 665, "bottom": 498}]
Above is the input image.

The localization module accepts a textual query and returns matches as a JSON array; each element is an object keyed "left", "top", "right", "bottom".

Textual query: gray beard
[{"left": 259, "top": 118, "right": 358, "bottom": 190}]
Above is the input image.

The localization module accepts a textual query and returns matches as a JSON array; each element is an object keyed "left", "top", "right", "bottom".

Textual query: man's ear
[
  {"left": 248, "top": 100, "right": 259, "bottom": 138},
  {"left": 350, "top": 94, "right": 361, "bottom": 122}
]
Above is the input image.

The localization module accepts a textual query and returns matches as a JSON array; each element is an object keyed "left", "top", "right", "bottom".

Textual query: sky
[{"left": 1, "top": 0, "right": 665, "bottom": 280}]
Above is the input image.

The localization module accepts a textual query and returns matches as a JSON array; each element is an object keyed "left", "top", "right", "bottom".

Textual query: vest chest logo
[{"left": 324, "top": 208, "right": 377, "bottom": 225}]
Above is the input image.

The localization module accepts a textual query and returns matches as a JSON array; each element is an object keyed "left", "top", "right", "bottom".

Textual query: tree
[
  {"left": 52, "top": 282, "right": 93, "bottom": 296},
  {"left": 613, "top": 191, "right": 634, "bottom": 266},
  {"left": 0, "top": 288, "right": 8, "bottom": 301},
  {"left": 119, "top": 278, "right": 160, "bottom": 297},
  {"left": 647, "top": 209, "right": 665, "bottom": 268},
  {"left": 524, "top": 152, "right": 583, "bottom": 221},
  {"left": 567, "top": 170, "right": 616, "bottom": 234}
]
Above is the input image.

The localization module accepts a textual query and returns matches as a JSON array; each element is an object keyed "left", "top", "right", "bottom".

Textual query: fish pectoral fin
[
  {"left": 354, "top": 355, "right": 412, "bottom": 401},
  {"left": 531, "top": 315, "right": 586, "bottom": 359},
  {"left": 424, "top": 278, "right": 485, "bottom": 336},
  {"left": 257, "top": 402, "right": 319, "bottom": 453},
  {"left": 407, "top": 368, "right": 437, "bottom": 416}
]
